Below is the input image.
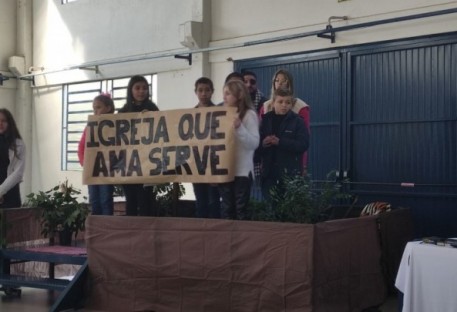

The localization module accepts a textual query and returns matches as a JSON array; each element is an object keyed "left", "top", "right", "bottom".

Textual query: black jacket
[
  {"left": 260, "top": 110, "right": 309, "bottom": 179},
  {"left": 118, "top": 100, "right": 159, "bottom": 113}
]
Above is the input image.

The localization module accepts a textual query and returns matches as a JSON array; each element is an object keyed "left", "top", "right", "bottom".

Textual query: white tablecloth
[{"left": 395, "top": 241, "right": 457, "bottom": 312}]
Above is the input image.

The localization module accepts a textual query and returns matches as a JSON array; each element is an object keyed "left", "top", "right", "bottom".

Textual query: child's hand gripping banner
[{"left": 83, "top": 106, "right": 237, "bottom": 185}]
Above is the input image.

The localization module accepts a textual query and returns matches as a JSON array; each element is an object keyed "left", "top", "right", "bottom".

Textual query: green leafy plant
[
  {"left": 249, "top": 171, "right": 351, "bottom": 224},
  {"left": 25, "top": 180, "right": 90, "bottom": 240}
]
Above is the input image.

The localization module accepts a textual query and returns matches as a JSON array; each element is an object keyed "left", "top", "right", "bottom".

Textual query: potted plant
[
  {"left": 25, "top": 180, "right": 90, "bottom": 245},
  {"left": 248, "top": 171, "right": 352, "bottom": 224}
]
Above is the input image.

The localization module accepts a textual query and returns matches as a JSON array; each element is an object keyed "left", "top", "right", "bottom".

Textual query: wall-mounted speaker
[
  {"left": 179, "top": 21, "right": 202, "bottom": 49},
  {"left": 8, "top": 56, "right": 26, "bottom": 77}
]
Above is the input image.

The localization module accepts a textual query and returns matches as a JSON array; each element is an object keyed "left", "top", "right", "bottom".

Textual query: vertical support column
[
  {"left": 15, "top": 0, "right": 33, "bottom": 199},
  {"left": 188, "top": 0, "right": 211, "bottom": 77},
  {"left": 200, "top": 0, "right": 211, "bottom": 78}
]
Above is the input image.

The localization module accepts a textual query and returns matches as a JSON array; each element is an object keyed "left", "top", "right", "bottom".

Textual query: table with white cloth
[{"left": 395, "top": 241, "right": 457, "bottom": 312}]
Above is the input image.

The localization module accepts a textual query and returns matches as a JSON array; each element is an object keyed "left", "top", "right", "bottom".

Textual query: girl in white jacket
[
  {"left": 0, "top": 108, "right": 25, "bottom": 208},
  {"left": 219, "top": 80, "right": 260, "bottom": 220}
]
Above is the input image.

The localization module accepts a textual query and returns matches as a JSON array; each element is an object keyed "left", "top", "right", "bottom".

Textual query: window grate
[{"left": 62, "top": 75, "right": 156, "bottom": 171}]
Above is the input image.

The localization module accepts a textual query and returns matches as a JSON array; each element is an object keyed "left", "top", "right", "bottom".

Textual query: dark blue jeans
[
  {"left": 88, "top": 184, "right": 114, "bottom": 215},
  {"left": 250, "top": 162, "right": 263, "bottom": 202},
  {"left": 261, "top": 177, "right": 281, "bottom": 203},
  {"left": 122, "top": 184, "right": 156, "bottom": 216},
  {"left": 0, "top": 183, "right": 21, "bottom": 208},
  {"left": 193, "top": 183, "right": 220, "bottom": 218}
]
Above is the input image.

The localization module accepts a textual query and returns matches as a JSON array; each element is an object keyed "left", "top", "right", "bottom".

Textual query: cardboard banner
[{"left": 83, "top": 106, "right": 237, "bottom": 185}]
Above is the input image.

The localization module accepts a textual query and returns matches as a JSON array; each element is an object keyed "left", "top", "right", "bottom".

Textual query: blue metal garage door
[
  {"left": 348, "top": 38, "right": 457, "bottom": 237},
  {"left": 236, "top": 33, "right": 457, "bottom": 237}
]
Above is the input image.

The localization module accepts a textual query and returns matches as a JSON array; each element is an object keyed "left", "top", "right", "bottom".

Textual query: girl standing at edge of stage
[{"left": 0, "top": 108, "right": 26, "bottom": 208}]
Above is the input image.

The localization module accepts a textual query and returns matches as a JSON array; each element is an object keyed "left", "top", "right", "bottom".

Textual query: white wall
[
  {"left": 0, "top": 0, "right": 17, "bottom": 113},
  {"left": 30, "top": 0, "right": 211, "bottom": 196},
  {"left": 0, "top": 1, "right": 16, "bottom": 68},
  {"left": 32, "top": 0, "right": 205, "bottom": 85},
  {"left": 3, "top": 0, "right": 455, "bottom": 198},
  {"left": 0, "top": 1, "right": 32, "bottom": 200}
]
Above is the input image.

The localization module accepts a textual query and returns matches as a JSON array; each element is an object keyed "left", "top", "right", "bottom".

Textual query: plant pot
[{"left": 58, "top": 228, "right": 73, "bottom": 246}]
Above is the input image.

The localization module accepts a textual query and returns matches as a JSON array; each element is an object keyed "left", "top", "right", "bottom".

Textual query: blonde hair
[
  {"left": 224, "top": 80, "right": 254, "bottom": 120},
  {"left": 272, "top": 87, "right": 293, "bottom": 101},
  {"left": 270, "top": 69, "right": 295, "bottom": 99}
]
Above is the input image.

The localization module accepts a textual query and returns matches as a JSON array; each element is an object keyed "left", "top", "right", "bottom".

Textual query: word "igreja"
[{"left": 86, "top": 111, "right": 227, "bottom": 147}]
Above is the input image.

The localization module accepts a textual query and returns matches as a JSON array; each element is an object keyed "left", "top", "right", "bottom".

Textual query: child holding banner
[
  {"left": 192, "top": 77, "right": 221, "bottom": 218},
  {"left": 259, "top": 88, "right": 309, "bottom": 202},
  {"left": 218, "top": 80, "right": 260, "bottom": 220},
  {"left": 118, "top": 75, "right": 159, "bottom": 216},
  {"left": 78, "top": 93, "right": 115, "bottom": 215}
]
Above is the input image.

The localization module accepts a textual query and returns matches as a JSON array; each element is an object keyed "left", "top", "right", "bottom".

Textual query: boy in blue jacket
[{"left": 260, "top": 88, "right": 309, "bottom": 202}]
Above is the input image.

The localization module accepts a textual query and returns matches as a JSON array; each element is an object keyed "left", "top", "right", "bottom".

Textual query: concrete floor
[
  {"left": 0, "top": 288, "right": 59, "bottom": 312},
  {"left": 0, "top": 288, "right": 399, "bottom": 312}
]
